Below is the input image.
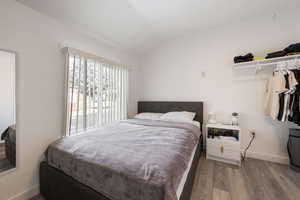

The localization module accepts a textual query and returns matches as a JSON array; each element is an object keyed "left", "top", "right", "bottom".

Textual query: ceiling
[{"left": 17, "top": 0, "right": 296, "bottom": 56}]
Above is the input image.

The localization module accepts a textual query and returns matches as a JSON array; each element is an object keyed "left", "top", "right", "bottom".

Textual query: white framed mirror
[{"left": 0, "top": 49, "right": 16, "bottom": 174}]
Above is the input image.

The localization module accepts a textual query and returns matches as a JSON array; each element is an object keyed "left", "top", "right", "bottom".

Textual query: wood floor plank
[
  {"left": 213, "top": 162, "right": 231, "bottom": 192},
  {"left": 241, "top": 159, "right": 272, "bottom": 200},
  {"left": 227, "top": 166, "right": 251, "bottom": 200},
  {"left": 191, "top": 157, "right": 214, "bottom": 200},
  {"left": 248, "top": 159, "right": 290, "bottom": 200},
  {"left": 212, "top": 188, "right": 231, "bottom": 200},
  {"left": 275, "top": 162, "right": 300, "bottom": 189},
  {"left": 267, "top": 161, "right": 300, "bottom": 200}
]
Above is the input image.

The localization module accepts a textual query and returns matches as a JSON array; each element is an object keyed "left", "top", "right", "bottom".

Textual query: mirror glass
[{"left": 0, "top": 50, "right": 16, "bottom": 174}]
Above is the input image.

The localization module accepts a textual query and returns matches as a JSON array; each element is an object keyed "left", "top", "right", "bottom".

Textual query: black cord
[{"left": 242, "top": 134, "right": 255, "bottom": 161}]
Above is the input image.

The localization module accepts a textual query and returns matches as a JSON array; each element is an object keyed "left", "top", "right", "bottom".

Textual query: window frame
[{"left": 63, "top": 48, "right": 129, "bottom": 136}]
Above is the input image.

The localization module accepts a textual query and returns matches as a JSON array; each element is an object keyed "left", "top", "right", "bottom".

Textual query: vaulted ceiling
[{"left": 17, "top": 0, "right": 296, "bottom": 55}]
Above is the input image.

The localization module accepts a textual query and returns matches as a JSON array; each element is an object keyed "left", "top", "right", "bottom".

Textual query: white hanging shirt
[
  {"left": 280, "top": 71, "right": 298, "bottom": 121},
  {"left": 265, "top": 72, "right": 288, "bottom": 120}
]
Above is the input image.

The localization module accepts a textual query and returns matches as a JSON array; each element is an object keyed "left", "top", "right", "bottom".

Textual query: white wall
[
  {"left": 0, "top": 51, "right": 15, "bottom": 138},
  {"left": 0, "top": 0, "right": 139, "bottom": 199},
  {"left": 139, "top": 7, "right": 300, "bottom": 164}
]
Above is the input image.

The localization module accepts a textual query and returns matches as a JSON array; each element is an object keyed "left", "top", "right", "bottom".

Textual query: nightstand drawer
[
  {"left": 207, "top": 144, "right": 222, "bottom": 157},
  {"left": 222, "top": 140, "right": 240, "bottom": 151},
  {"left": 207, "top": 139, "right": 240, "bottom": 151},
  {"left": 207, "top": 145, "right": 240, "bottom": 161}
]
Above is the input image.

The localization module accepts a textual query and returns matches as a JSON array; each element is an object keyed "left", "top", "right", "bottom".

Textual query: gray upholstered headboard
[{"left": 138, "top": 101, "right": 203, "bottom": 128}]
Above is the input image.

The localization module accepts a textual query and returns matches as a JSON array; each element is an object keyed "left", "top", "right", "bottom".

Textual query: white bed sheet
[{"left": 177, "top": 142, "right": 198, "bottom": 198}]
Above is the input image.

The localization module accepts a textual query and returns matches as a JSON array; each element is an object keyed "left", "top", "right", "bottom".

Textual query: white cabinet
[{"left": 206, "top": 124, "right": 241, "bottom": 166}]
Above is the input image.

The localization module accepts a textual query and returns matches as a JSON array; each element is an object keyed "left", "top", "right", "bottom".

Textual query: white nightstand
[{"left": 206, "top": 123, "right": 241, "bottom": 166}]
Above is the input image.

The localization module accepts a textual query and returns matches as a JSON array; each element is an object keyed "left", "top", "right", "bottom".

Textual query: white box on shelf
[{"left": 206, "top": 123, "right": 241, "bottom": 166}]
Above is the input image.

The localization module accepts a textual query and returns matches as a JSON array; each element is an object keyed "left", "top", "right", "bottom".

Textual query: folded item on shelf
[
  {"left": 234, "top": 53, "right": 254, "bottom": 63},
  {"left": 265, "top": 50, "right": 287, "bottom": 59},
  {"left": 287, "top": 52, "right": 300, "bottom": 56},
  {"left": 284, "top": 43, "right": 300, "bottom": 54}
]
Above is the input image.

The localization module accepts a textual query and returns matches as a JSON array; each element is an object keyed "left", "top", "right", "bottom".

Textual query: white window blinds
[{"left": 64, "top": 48, "right": 128, "bottom": 135}]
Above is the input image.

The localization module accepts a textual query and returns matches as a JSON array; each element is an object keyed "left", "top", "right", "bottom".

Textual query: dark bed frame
[{"left": 40, "top": 101, "right": 204, "bottom": 200}]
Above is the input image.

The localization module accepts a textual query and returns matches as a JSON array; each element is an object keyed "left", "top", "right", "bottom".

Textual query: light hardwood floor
[
  {"left": 30, "top": 156, "right": 300, "bottom": 200},
  {"left": 191, "top": 157, "right": 300, "bottom": 200}
]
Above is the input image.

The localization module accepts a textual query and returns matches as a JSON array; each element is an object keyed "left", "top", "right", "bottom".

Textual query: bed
[{"left": 40, "top": 101, "right": 203, "bottom": 200}]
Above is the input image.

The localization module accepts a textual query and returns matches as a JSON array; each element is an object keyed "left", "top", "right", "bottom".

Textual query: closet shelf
[{"left": 233, "top": 54, "right": 300, "bottom": 69}]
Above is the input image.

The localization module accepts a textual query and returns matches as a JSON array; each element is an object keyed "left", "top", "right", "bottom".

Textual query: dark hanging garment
[
  {"left": 277, "top": 74, "right": 290, "bottom": 121},
  {"left": 288, "top": 93, "right": 295, "bottom": 121},
  {"left": 285, "top": 74, "right": 290, "bottom": 88},
  {"left": 292, "top": 95, "right": 300, "bottom": 125},
  {"left": 290, "top": 70, "right": 300, "bottom": 125},
  {"left": 277, "top": 93, "right": 285, "bottom": 120}
]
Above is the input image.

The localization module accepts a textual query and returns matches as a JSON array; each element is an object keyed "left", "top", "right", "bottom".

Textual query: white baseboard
[
  {"left": 204, "top": 145, "right": 289, "bottom": 165},
  {"left": 8, "top": 185, "right": 39, "bottom": 200},
  {"left": 246, "top": 151, "right": 289, "bottom": 165}
]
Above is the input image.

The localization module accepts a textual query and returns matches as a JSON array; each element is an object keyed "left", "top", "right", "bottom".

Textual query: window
[{"left": 65, "top": 49, "right": 128, "bottom": 135}]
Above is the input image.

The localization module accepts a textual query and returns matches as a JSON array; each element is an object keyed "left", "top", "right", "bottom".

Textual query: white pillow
[
  {"left": 134, "top": 112, "right": 163, "bottom": 120},
  {"left": 160, "top": 111, "right": 196, "bottom": 122},
  {"left": 190, "top": 120, "right": 200, "bottom": 128}
]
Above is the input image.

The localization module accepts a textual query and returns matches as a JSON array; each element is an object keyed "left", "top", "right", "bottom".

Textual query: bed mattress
[{"left": 46, "top": 119, "right": 200, "bottom": 200}]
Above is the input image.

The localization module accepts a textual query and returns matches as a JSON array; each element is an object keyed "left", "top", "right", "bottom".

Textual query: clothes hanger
[
  {"left": 278, "top": 62, "right": 288, "bottom": 74},
  {"left": 295, "top": 59, "right": 300, "bottom": 69}
]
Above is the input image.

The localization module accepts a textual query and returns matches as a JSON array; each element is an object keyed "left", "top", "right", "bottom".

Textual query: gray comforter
[{"left": 46, "top": 119, "right": 200, "bottom": 200}]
